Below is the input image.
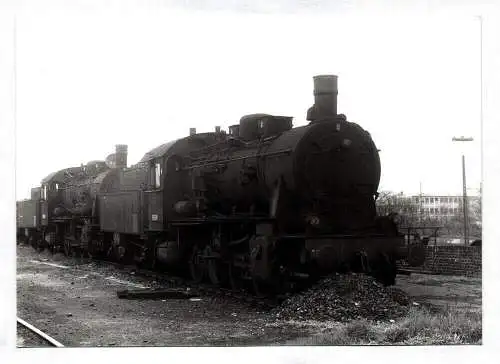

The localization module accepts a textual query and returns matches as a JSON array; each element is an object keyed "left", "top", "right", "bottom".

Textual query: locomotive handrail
[
  {"left": 170, "top": 215, "right": 273, "bottom": 225},
  {"left": 278, "top": 233, "right": 403, "bottom": 239},
  {"left": 399, "top": 226, "right": 444, "bottom": 230},
  {"left": 183, "top": 148, "right": 292, "bottom": 170}
]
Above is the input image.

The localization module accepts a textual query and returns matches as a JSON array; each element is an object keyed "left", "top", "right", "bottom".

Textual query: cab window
[
  {"left": 154, "top": 161, "right": 162, "bottom": 188},
  {"left": 41, "top": 185, "right": 48, "bottom": 200}
]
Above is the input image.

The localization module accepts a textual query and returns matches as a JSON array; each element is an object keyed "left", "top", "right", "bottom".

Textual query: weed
[
  {"left": 286, "top": 306, "right": 481, "bottom": 345},
  {"left": 344, "top": 319, "right": 379, "bottom": 343},
  {"left": 381, "top": 307, "right": 482, "bottom": 345}
]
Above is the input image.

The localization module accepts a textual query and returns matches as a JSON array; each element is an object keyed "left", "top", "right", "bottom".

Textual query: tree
[
  {"left": 376, "top": 191, "right": 421, "bottom": 227},
  {"left": 376, "top": 191, "right": 482, "bottom": 239}
]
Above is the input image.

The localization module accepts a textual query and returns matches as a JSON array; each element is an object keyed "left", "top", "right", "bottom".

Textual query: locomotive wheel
[
  {"left": 64, "top": 240, "right": 73, "bottom": 257},
  {"left": 74, "top": 246, "right": 83, "bottom": 259},
  {"left": 276, "top": 268, "right": 293, "bottom": 295},
  {"left": 228, "top": 264, "right": 245, "bottom": 292},
  {"left": 374, "top": 253, "right": 397, "bottom": 286},
  {"left": 87, "top": 239, "right": 103, "bottom": 260},
  {"left": 28, "top": 235, "right": 36, "bottom": 249},
  {"left": 109, "top": 233, "right": 132, "bottom": 264},
  {"left": 113, "top": 246, "right": 128, "bottom": 263},
  {"left": 87, "top": 240, "right": 95, "bottom": 259},
  {"left": 206, "top": 246, "right": 229, "bottom": 286},
  {"left": 189, "top": 244, "right": 206, "bottom": 283},
  {"left": 251, "top": 277, "right": 269, "bottom": 297},
  {"left": 36, "top": 238, "right": 45, "bottom": 252},
  {"left": 54, "top": 242, "right": 64, "bottom": 255},
  {"left": 137, "top": 239, "right": 156, "bottom": 270},
  {"left": 255, "top": 270, "right": 292, "bottom": 296}
]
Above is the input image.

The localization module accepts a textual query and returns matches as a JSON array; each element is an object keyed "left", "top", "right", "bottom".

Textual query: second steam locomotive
[{"left": 16, "top": 75, "right": 425, "bottom": 295}]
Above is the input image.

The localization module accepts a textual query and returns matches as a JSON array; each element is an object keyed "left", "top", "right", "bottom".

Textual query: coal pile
[{"left": 273, "top": 274, "right": 410, "bottom": 322}]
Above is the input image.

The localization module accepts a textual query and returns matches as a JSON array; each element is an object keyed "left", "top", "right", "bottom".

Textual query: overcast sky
[{"left": 12, "top": 1, "right": 486, "bottom": 199}]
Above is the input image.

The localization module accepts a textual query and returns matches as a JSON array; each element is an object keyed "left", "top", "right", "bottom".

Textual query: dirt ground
[
  {"left": 16, "top": 322, "right": 52, "bottom": 347},
  {"left": 395, "top": 274, "right": 482, "bottom": 314},
  {"left": 16, "top": 244, "right": 482, "bottom": 347}
]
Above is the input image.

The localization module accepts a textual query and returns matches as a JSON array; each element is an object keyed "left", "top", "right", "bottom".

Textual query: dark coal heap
[{"left": 273, "top": 273, "right": 410, "bottom": 322}]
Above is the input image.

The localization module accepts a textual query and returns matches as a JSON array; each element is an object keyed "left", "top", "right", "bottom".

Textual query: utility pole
[
  {"left": 452, "top": 136, "right": 473, "bottom": 245},
  {"left": 461, "top": 155, "right": 468, "bottom": 245},
  {"left": 419, "top": 181, "right": 423, "bottom": 225},
  {"left": 478, "top": 15, "right": 484, "bottom": 221}
]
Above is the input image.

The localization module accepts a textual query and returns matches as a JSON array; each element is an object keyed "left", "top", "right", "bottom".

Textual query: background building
[{"left": 376, "top": 191, "right": 481, "bottom": 239}]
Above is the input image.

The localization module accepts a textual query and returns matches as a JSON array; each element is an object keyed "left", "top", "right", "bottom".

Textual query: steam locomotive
[{"left": 16, "top": 75, "right": 425, "bottom": 295}]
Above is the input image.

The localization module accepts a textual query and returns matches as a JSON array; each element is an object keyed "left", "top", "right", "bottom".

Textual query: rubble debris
[{"left": 272, "top": 273, "right": 410, "bottom": 322}]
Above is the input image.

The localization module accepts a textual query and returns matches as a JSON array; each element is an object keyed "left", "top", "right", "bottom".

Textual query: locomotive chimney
[
  {"left": 189, "top": 128, "right": 196, "bottom": 136},
  {"left": 115, "top": 144, "right": 128, "bottom": 169},
  {"left": 307, "top": 74, "right": 338, "bottom": 122}
]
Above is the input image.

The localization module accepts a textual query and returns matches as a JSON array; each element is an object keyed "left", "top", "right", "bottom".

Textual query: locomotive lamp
[
  {"left": 307, "top": 216, "right": 321, "bottom": 226},
  {"left": 391, "top": 213, "right": 402, "bottom": 225}
]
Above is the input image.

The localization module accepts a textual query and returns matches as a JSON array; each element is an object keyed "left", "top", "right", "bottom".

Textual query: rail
[{"left": 17, "top": 317, "right": 64, "bottom": 347}]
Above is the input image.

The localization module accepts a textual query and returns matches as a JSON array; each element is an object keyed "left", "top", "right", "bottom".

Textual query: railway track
[
  {"left": 25, "top": 246, "right": 283, "bottom": 310},
  {"left": 17, "top": 317, "right": 64, "bottom": 347},
  {"left": 23, "top": 242, "right": 414, "bottom": 311},
  {"left": 89, "top": 258, "right": 283, "bottom": 309}
]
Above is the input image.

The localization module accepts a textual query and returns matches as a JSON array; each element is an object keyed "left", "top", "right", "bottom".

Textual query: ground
[{"left": 16, "top": 244, "right": 482, "bottom": 346}]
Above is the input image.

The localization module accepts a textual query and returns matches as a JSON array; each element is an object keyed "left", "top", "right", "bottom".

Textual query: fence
[{"left": 407, "top": 245, "right": 481, "bottom": 277}]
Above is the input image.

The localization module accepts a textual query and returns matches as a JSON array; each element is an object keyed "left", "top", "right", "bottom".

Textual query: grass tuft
[
  {"left": 287, "top": 306, "right": 481, "bottom": 345},
  {"left": 381, "top": 306, "right": 481, "bottom": 345},
  {"left": 344, "top": 320, "right": 379, "bottom": 343}
]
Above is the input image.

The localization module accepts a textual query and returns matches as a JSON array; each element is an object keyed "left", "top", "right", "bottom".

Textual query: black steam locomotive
[{"left": 16, "top": 75, "right": 425, "bottom": 294}]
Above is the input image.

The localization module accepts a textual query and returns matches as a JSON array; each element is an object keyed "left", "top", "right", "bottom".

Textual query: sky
[{"left": 11, "top": 1, "right": 486, "bottom": 199}]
